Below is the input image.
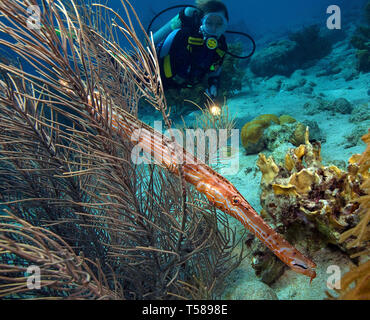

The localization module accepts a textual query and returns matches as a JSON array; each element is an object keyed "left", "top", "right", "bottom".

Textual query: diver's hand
[{"left": 205, "top": 85, "right": 217, "bottom": 99}]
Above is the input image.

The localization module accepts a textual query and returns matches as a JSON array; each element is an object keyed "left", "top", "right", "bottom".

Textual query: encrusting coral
[
  {"left": 338, "top": 130, "right": 370, "bottom": 257},
  {"left": 250, "top": 128, "right": 369, "bottom": 283}
]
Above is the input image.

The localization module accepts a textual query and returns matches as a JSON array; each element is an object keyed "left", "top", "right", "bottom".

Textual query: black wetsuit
[{"left": 156, "top": 9, "right": 227, "bottom": 91}]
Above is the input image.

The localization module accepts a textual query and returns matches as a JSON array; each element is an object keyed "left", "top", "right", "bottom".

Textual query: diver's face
[
  {"left": 204, "top": 14, "right": 225, "bottom": 35},
  {"left": 201, "top": 12, "right": 227, "bottom": 37}
]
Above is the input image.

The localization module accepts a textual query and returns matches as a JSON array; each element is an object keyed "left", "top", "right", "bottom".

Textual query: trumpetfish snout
[{"left": 192, "top": 168, "right": 316, "bottom": 281}]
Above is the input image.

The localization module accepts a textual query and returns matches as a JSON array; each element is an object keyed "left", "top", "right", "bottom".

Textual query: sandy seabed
[{"left": 217, "top": 37, "right": 369, "bottom": 300}]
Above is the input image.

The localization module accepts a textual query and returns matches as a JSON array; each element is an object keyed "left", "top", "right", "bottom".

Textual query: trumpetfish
[{"left": 64, "top": 83, "right": 317, "bottom": 281}]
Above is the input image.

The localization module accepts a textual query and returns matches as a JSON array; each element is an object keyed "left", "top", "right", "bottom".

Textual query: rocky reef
[
  {"left": 303, "top": 97, "right": 354, "bottom": 115},
  {"left": 349, "top": 102, "right": 370, "bottom": 123},
  {"left": 248, "top": 129, "right": 369, "bottom": 284},
  {"left": 350, "top": 1, "right": 370, "bottom": 72},
  {"left": 250, "top": 25, "right": 337, "bottom": 77},
  {"left": 249, "top": 39, "right": 300, "bottom": 77}
]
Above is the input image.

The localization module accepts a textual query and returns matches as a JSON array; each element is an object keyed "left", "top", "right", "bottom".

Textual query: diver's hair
[{"left": 196, "top": 0, "right": 229, "bottom": 21}]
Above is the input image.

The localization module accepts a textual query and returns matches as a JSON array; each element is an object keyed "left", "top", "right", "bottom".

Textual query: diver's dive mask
[{"left": 200, "top": 12, "right": 228, "bottom": 39}]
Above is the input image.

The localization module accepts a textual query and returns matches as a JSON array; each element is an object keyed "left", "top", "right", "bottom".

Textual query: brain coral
[
  {"left": 241, "top": 115, "right": 280, "bottom": 154},
  {"left": 254, "top": 114, "right": 280, "bottom": 125},
  {"left": 279, "top": 114, "right": 297, "bottom": 124}
]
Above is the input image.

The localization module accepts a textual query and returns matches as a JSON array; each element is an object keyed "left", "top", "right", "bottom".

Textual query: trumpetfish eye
[
  {"left": 292, "top": 262, "right": 308, "bottom": 270},
  {"left": 291, "top": 260, "right": 316, "bottom": 283},
  {"left": 232, "top": 195, "right": 241, "bottom": 205}
]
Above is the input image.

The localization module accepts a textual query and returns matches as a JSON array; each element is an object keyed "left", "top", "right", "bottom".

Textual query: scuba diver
[{"left": 152, "top": 0, "right": 230, "bottom": 102}]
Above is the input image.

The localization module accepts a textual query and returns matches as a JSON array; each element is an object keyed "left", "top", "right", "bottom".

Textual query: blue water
[
  {"left": 1, "top": 0, "right": 366, "bottom": 82},
  {"left": 0, "top": 0, "right": 369, "bottom": 300},
  {"left": 130, "top": 0, "right": 366, "bottom": 40}
]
